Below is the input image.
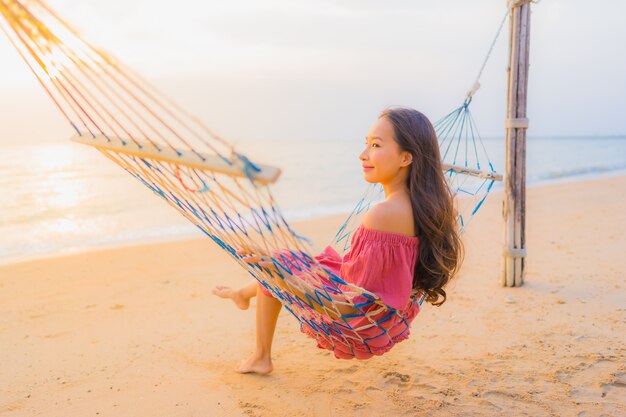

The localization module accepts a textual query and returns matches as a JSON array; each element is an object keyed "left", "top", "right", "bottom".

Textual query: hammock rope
[{"left": 0, "top": 0, "right": 505, "bottom": 359}]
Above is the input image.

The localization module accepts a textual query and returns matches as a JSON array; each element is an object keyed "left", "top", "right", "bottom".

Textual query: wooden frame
[
  {"left": 71, "top": 134, "right": 282, "bottom": 185},
  {"left": 502, "top": 0, "right": 531, "bottom": 287},
  {"left": 442, "top": 163, "right": 503, "bottom": 181}
]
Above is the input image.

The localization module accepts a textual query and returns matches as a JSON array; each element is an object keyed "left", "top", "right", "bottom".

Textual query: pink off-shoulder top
[{"left": 258, "top": 224, "right": 422, "bottom": 360}]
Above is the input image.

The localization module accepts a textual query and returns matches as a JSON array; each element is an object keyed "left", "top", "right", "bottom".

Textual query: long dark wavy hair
[{"left": 380, "top": 107, "right": 464, "bottom": 307}]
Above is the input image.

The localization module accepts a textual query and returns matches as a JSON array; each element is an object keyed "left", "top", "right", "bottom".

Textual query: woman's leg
[
  {"left": 235, "top": 284, "right": 283, "bottom": 374},
  {"left": 211, "top": 281, "right": 258, "bottom": 310}
]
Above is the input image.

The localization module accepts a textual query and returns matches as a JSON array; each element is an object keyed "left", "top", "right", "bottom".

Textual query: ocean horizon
[{"left": 1, "top": 134, "right": 625, "bottom": 264}]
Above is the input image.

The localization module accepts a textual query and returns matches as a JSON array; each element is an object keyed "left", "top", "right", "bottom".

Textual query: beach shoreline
[
  {"left": 0, "top": 174, "right": 624, "bottom": 416},
  {"left": 2, "top": 169, "right": 625, "bottom": 268}
]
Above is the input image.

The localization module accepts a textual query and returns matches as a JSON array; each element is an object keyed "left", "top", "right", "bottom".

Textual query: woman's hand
[
  {"left": 236, "top": 246, "right": 303, "bottom": 294},
  {"left": 236, "top": 247, "right": 279, "bottom": 273}
]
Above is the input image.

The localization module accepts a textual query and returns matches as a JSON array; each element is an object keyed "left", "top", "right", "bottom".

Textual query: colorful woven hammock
[{"left": 0, "top": 0, "right": 505, "bottom": 359}]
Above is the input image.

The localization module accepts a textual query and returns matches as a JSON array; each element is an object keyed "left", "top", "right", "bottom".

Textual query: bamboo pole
[{"left": 502, "top": 0, "right": 531, "bottom": 287}]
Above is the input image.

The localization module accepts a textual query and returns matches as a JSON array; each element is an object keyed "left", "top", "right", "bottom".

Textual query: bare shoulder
[{"left": 362, "top": 199, "right": 415, "bottom": 237}]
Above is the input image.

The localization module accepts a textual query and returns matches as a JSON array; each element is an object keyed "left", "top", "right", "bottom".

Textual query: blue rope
[{"left": 232, "top": 151, "right": 262, "bottom": 185}]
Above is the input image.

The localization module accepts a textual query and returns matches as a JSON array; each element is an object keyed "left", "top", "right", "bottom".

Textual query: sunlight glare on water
[{"left": 0, "top": 136, "right": 625, "bottom": 262}]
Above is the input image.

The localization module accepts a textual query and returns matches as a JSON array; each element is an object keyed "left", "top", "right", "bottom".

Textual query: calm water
[{"left": 1, "top": 136, "right": 625, "bottom": 263}]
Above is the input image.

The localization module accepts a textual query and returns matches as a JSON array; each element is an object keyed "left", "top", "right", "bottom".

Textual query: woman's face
[{"left": 359, "top": 116, "right": 411, "bottom": 184}]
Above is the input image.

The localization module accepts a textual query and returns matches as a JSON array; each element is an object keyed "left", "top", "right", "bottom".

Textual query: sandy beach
[{"left": 0, "top": 174, "right": 624, "bottom": 417}]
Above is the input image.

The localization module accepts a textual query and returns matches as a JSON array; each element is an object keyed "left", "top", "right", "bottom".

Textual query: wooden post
[{"left": 502, "top": 0, "right": 531, "bottom": 287}]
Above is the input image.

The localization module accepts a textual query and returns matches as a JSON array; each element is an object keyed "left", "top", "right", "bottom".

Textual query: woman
[{"left": 212, "top": 107, "right": 464, "bottom": 374}]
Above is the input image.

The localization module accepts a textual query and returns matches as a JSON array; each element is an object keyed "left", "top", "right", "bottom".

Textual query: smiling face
[{"left": 360, "top": 116, "right": 412, "bottom": 184}]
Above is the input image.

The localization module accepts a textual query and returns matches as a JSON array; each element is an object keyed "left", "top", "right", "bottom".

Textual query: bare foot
[
  {"left": 211, "top": 285, "right": 250, "bottom": 310},
  {"left": 234, "top": 353, "right": 273, "bottom": 375}
]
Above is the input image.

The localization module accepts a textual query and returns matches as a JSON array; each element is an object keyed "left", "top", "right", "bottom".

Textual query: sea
[{"left": 1, "top": 135, "right": 625, "bottom": 264}]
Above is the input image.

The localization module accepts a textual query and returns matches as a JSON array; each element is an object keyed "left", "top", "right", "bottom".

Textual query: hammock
[{"left": 0, "top": 0, "right": 505, "bottom": 359}]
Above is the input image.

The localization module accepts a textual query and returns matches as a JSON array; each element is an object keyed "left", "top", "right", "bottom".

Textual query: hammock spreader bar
[
  {"left": 442, "top": 163, "right": 502, "bottom": 181},
  {"left": 71, "top": 133, "right": 282, "bottom": 185}
]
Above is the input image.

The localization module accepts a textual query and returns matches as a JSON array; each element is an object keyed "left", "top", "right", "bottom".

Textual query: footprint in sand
[
  {"left": 599, "top": 370, "right": 626, "bottom": 401},
  {"left": 383, "top": 371, "right": 412, "bottom": 387},
  {"left": 334, "top": 386, "right": 354, "bottom": 394},
  {"left": 413, "top": 382, "right": 437, "bottom": 391},
  {"left": 481, "top": 389, "right": 525, "bottom": 410},
  {"left": 237, "top": 400, "right": 265, "bottom": 417},
  {"left": 555, "top": 356, "right": 624, "bottom": 403},
  {"left": 333, "top": 364, "right": 359, "bottom": 374},
  {"left": 437, "top": 387, "right": 461, "bottom": 397}
]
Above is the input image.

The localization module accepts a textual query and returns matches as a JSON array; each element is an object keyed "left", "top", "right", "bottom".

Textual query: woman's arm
[
  {"left": 237, "top": 248, "right": 357, "bottom": 319},
  {"left": 264, "top": 262, "right": 358, "bottom": 320}
]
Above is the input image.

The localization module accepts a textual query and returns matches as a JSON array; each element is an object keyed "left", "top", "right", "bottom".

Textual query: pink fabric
[{"left": 257, "top": 224, "right": 422, "bottom": 360}]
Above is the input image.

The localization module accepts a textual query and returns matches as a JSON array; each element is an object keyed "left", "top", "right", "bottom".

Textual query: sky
[{"left": 0, "top": 0, "right": 624, "bottom": 145}]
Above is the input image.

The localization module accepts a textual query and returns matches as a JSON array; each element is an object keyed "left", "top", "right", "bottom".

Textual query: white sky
[{"left": 0, "top": 0, "right": 624, "bottom": 144}]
